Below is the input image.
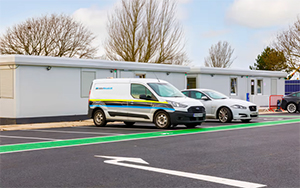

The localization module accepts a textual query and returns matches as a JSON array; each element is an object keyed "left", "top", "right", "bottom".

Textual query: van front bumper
[{"left": 169, "top": 111, "right": 206, "bottom": 125}]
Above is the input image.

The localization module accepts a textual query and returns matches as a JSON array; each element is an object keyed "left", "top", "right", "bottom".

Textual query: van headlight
[
  {"left": 231, "top": 104, "right": 247, "bottom": 109},
  {"left": 166, "top": 100, "right": 188, "bottom": 108}
]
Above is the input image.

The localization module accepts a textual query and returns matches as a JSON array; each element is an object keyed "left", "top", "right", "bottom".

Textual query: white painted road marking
[
  {"left": 75, "top": 126, "right": 160, "bottom": 131},
  {"left": 25, "top": 129, "right": 124, "bottom": 135},
  {"left": 0, "top": 135, "right": 61, "bottom": 141},
  {"left": 95, "top": 155, "right": 267, "bottom": 188}
]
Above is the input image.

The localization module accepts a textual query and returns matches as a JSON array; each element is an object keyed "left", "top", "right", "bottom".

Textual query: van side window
[{"left": 131, "top": 84, "right": 157, "bottom": 100}]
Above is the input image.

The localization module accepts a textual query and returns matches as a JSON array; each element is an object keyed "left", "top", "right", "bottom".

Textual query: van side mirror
[
  {"left": 201, "top": 96, "right": 209, "bottom": 100},
  {"left": 139, "top": 94, "right": 148, "bottom": 100}
]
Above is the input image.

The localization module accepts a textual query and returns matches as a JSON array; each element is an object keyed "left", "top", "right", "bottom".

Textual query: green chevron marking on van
[{"left": 1, "top": 118, "right": 300, "bottom": 154}]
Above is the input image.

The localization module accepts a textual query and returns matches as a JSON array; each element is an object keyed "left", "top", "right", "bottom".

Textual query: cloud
[
  {"left": 72, "top": 5, "right": 111, "bottom": 56},
  {"left": 226, "top": 0, "right": 300, "bottom": 28},
  {"left": 176, "top": 0, "right": 193, "bottom": 21},
  {"left": 202, "top": 29, "right": 230, "bottom": 38}
]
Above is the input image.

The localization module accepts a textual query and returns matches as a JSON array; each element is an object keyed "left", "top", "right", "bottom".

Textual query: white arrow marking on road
[{"left": 95, "top": 155, "right": 266, "bottom": 188}]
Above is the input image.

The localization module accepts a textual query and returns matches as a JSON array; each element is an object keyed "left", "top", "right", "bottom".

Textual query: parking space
[
  {"left": 1, "top": 114, "right": 299, "bottom": 146},
  {"left": 0, "top": 113, "right": 299, "bottom": 188}
]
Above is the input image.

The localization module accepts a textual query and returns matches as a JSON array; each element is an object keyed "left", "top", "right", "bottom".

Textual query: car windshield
[
  {"left": 148, "top": 82, "right": 184, "bottom": 97},
  {"left": 202, "top": 90, "right": 228, "bottom": 99}
]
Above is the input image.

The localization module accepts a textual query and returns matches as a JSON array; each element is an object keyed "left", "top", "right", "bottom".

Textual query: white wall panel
[{"left": 17, "top": 66, "right": 87, "bottom": 118}]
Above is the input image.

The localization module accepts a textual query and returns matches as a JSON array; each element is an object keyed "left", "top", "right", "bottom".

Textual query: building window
[
  {"left": 135, "top": 74, "right": 145, "bottom": 78},
  {"left": 251, "top": 79, "right": 255, "bottom": 95},
  {"left": 257, "top": 80, "right": 263, "bottom": 94},
  {"left": 230, "top": 78, "right": 237, "bottom": 95},
  {"left": 81, "top": 71, "right": 96, "bottom": 98},
  {"left": 0, "top": 68, "right": 14, "bottom": 99}
]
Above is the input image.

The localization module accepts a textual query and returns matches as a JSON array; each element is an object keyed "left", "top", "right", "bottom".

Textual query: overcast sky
[{"left": 0, "top": 0, "right": 299, "bottom": 69}]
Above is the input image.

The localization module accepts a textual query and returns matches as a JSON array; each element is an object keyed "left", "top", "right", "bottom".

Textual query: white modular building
[
  {"left": 0, "top": 55, "right": 189, "bottom": 124},
  {"left": 0, "top": 55, "right": 287, "bottom": 125},
  {"left": 187, "top": 67, "right": 287, "bottom": 107}
]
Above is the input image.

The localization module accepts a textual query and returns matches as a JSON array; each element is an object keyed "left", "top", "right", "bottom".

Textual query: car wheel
[
  {"left": 287, "top": 103, "right": 297, "bottom": 113},
  {"left": 124, "top": 122, "right": 135, "bottom": 126},
  {"left": 185, "top": 123, "right": 201, "bottom": 128},
  {"left": 93, "top": 109, "right": 107, "bottom": 127},
  {"left": 154, "top": 111, "right": 171, "bottom": 129},
  {"left": 241, "top": 119, "right": 251, "bottom": 123},
  {"left": 218, "top": 107, "right": 232, "bottom": 123}
]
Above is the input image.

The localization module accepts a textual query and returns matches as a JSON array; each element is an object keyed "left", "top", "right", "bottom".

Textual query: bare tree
[
  {"left": 204, "top": 41, "right": 236, "bottom": 68},
  {"left": 105, "top": 0, "right": 188, "bottom": 65},
  {"left": 0, "top": 14, "right": 98, "bottom": 58},
  {"left": 273, "top": 16, "right": 300, "bottom": 70}
]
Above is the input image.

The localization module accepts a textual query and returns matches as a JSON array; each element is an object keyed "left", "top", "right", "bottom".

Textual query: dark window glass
[
  {"left": 182, "top": 91, "right": 189, "bottom": 97},
  {"left": 131, "top": 84, "right": 156, "bottom": 100},
  {"left": 190, "top": 91, "right": 204, "bottom": 99}
]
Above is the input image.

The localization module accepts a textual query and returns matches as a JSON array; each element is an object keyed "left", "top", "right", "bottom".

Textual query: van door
[
  {"left": 92, "top": 83, "right": 129, "bottom": 121},
  {"left": 127, "top": 83, "right": 157, "bottom": 121}
]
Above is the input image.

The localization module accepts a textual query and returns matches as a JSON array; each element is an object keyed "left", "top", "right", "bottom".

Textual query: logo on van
[{"left": 96, "top": 87, "right": 113, "bottom": 90}]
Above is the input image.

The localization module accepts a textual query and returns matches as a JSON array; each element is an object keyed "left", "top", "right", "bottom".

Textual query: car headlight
[
  {"left": 166, "top": 100, "right": 188, "bottom": 108},
  {"left": 231, "top": 104, "right": 247, "bottom": 109}
]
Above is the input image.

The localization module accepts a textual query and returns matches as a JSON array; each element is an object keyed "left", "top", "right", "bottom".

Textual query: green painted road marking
[{"left": 1, "top": 118, "right": 300, "bottom": 154}]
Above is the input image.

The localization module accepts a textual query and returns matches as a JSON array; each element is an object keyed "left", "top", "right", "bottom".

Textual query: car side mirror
[{"left": 201, "top": 96, "right": 209, "bottom": 100}]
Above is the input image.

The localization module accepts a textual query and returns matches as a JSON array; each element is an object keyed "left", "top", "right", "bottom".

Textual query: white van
[{"left": 88, "top": 78, "right": 206, "bottom": 129}]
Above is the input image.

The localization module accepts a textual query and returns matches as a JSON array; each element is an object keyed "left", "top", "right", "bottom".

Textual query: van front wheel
[
  {"left": 93, "top": 109, "right": 107, "bottom": 127},
  {"left": 154, "top": 111, "right": 171, "bottom": 129}
]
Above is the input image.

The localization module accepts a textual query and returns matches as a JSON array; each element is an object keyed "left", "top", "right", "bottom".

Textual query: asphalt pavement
[
  {"left": 0, "top": 113, "right": 299, "bottom": 188},
  {"left": 0, "top": 109, "right": 290, "bottom": 131}
]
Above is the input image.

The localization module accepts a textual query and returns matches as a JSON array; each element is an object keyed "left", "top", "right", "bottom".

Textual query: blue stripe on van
[{"left": 90, "top": 105, "right": 175, "bottom": 111}]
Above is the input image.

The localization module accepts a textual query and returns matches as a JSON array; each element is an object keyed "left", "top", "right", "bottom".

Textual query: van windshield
[{"left": 148, "top": 83, "right": 184, "bottom": 97}]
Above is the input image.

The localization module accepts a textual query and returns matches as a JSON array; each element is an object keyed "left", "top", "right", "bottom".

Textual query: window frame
[
  {"left": 130, "top": 83, "right": 157, "bottom": 101},
  {"left": 250, "top": 79, "right": 255, "bottom": 95},
  {"left": 230, "top": 77, "right": 238, "bottom": 96},
  {"left": 81, "top": 71, "right": 96, "bottom": 98},
  {"left": 0, "top": 68, "right": 14, "bottom": 99},
  {"left": 257, "top": 79, "right": 263, "bottom": 95},
  {"left": 135, "top": 74, "right": 146, "bottom": 78}
]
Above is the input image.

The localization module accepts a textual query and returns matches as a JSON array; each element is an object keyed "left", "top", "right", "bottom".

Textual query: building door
[
  {"left": 187, "top": 77, "right": 196, "bottom": 89},
  {"left": 271, "top": 79, "right": 277, "bottom": 95}
]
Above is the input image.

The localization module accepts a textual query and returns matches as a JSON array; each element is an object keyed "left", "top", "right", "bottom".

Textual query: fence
[{"left": 268, "top": 95, "right": 283, "bottom": 112}]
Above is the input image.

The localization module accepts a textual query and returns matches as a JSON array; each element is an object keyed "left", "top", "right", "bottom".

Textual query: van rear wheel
[
  {"left": 93, "top": 109, "right": 107, "bottom": 127},
  {"left": 154, "top": 111, "right": 171, "bottom": 129}
]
